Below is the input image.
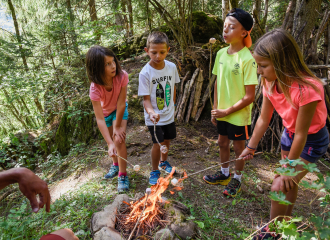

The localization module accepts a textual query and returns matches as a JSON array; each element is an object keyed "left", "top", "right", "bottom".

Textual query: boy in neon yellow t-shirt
[{"left": 203, "top": 8, "right": 258, "bottom": 197}]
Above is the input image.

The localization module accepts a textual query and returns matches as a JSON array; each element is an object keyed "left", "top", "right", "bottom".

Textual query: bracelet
[
  {"left": 246, "top": 145, "right": 256, "bottom": 151},
  {"left": 286, "top": 157, "right": 295, "bottom": 166}
]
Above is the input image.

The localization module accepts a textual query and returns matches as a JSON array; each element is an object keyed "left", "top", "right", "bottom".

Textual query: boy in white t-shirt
[{"left": 138, "top": 32, "right": 180, "bottom": 185}]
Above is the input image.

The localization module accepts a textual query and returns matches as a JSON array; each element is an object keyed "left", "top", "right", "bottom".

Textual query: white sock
[
  {"left": 234, "top": 174, "right": 242, "bottom": 182},
  {"left": 221, "top": 167, "right": 230, "bottom": 177}
]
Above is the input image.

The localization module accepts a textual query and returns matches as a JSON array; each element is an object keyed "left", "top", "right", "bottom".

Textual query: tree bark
[
  {"left": 222, "top": 0, "right": 230, "bottom": 21},
  {"left": 146, "top": 0, "right": 152, "bottom": 31},
  {"left": 185, "top": 83, "right": 197, "bottom": 123},
  {"left": 127, "top": 0, "right": 134, "bottom": 36},
  {"left": 89, "top": 0, "right": 101, "bottom": 42},
  {"left": 229, "top": 0, "right": 238, "bottom": 9},
  {"left": 282, "top": 0, "right": 297, "bottom": 33},
  {"left": 292, "top": 0, "right": 322, "bottom": 53}
]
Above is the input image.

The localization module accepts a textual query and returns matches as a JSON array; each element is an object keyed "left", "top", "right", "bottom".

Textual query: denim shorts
[
  {"left": 104, "top": 102, "right": 128, "bottom": 127},
  {"left": 281, "top": 125, "right": 329, "bottom": 163}
]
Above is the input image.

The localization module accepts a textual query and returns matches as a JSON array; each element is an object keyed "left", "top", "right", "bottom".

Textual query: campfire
[{"left": 115, "top": 168, "right": 176, "bottom": 239}]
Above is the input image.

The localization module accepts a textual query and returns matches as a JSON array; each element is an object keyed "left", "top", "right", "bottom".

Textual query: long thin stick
[{"left": 187, "top": 152, "right": 262, "bottom": 177}]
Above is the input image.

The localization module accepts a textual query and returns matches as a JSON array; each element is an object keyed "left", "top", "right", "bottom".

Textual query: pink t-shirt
[
  {"left": 89, "top": 71, "right": 129, "bottom": 117},
  {"left": 263, "top": 79, "right": 327, "bottom": 134}
]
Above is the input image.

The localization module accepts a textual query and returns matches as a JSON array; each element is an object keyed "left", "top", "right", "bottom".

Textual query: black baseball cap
[{"left": 226, "top": 8, "right": 254, "bottom": 47}]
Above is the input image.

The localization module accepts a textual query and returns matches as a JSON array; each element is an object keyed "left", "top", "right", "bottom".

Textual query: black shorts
[
  {"left": 217, "top": 120, "right": 251, "bottom": 140},
  {"left": 148, "top": 122, "right": 176, "bottom": 143}
]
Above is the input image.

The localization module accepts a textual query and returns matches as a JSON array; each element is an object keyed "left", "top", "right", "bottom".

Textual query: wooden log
[
  {"left": 194, "top": 75, "right": 216, "bottom": 121},
  {"left": 191, "top": 70, "right": 204, "bottom": 118},
  {"left": 174, "top": 92, "right": 183, "bottom": 117},
  {"left": 177, "top": 68, "right": 200, "bottom": 122},
  {"left": 185, "top": 84, "right": 196, "bottom": 123},
  {"left": 180, "top": 71, "right": 190, "bottom": 93},
  {"left": 176, "top": 81, "right": 190, "bottom": 121},
  {"left": 307, "top": 64, "right": 330, "bottom": 69}
]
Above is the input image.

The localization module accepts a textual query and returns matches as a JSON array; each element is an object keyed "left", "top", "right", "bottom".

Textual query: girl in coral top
[
  {"left": 86, "top": 45, "right": 129, "bottom": 193},
  {"left": 240, "top": 29, "right": 329, "bottom": 239}
]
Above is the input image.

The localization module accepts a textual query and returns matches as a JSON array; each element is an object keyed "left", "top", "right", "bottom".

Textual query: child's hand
[
  {"left": 211, "top": 109, "right": 228, "bottom": 118},
  {"left": 211, "top": 116, "right": 217, "bottom": 126},
  {"left": 113, "top": 127, "right": 126, "bottom": 143},
  {"left": 239, "top": 147, "right": 255, "bottom": 161},
  {"left": 108, "top": 143, "right": 117, "bottom": 157},
  {"left": 279, "top": 175, "right": 297, "bottom": 193},
  {"left": 150, "top": 113, "right": 160, "bottom": 124}
]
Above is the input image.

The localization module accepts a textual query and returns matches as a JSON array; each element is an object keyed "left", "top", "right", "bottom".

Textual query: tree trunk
[
  {"left": 7, "top": 0, "right": 28, "bottom": 71},
  {"left": 222, "top": 0, "right": 230, "bottom": 21},
  {"left": 146, "top": 0, "right": 152, "bottom": 31},
  {"left": 127, "top": 0, "right": 134, "bottom": 36},
  {"left": 121, "top": 0, "right": 129, "bottom": 38},
  {"left": 260, "top": 0, "right": 269, "bottom": 30},
  {"left": 89, "top": 0, "right": 101, "bottom": 42},
  {"left": 292, "top": 0, "right": 322, "bottom": 53},
  {"left": 229, "top": 0, "right": 238, "bottom": 9},
  {"left": 282, "top": 0, "right": 297, "bottom": 33}
]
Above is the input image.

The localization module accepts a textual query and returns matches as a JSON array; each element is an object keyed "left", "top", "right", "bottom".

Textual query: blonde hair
[{"left": 254, "top": 28, "right": 322, "bottom": 107}]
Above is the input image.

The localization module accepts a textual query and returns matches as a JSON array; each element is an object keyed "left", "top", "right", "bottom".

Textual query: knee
[
  {"left": 152, "top": 143, "right": 160, "bottom": 150},
  {"left": 113, "top": 135, "right": 126, "bottom": 147},
  {"left": 271, "top": 177, "right": 282, "bottom": 192},
  {"left": 218, "top": 139, "right": 229, "bottom": 149},
  {"left": 50, "top": 229, "right": 78, "bottom": 240}
]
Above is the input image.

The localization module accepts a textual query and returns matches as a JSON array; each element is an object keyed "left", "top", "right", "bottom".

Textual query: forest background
[{"left": 0, "top": 0, "right": 330, "bottom": 239}]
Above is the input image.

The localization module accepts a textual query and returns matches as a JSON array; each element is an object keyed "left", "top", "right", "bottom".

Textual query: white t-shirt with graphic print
[{"left": 138, "top": 60, "right": 180, "bottom": 126}]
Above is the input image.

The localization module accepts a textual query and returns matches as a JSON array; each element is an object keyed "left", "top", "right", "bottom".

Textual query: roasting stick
[
  {"left": 154, "top": 122, "right": 168, "bottom": 154},
  {"left": 171, "top": 152, "right": 263, "bottom": 186},
  {"left": 99, "top": 149, "right": 141, "bottom": 171},
  {"left": 188, "top": 152, "right": 262, "bottom": 177},
  {"left": 128, "top": 188, "right": 152, "bottom": 240}
]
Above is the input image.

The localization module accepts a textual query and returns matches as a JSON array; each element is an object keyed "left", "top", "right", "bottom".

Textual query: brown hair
[
  {"left": 85, "top": 45, "right": 122, "bottom": 85},
  {"left": 254, "top": 29, "right": 322, "bottom": 106},
  {"left": 146, "top": 31, "right": 169, "bottom": 48}
]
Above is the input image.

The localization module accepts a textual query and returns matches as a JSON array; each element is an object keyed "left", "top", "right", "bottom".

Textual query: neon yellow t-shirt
[{"left": 212, "top": 46, "right": 258, "bottom": 126}]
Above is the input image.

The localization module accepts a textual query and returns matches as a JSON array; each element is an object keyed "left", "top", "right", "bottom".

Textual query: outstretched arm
[
  {"left": 91, "top": 100, "right": 115, "bottom": 157},
  {"left": 143, "top": 96, "right": 160, "bottom": 123},
  {"left": 0, "top": 168, "right": 50, "bottom": 213},
  {"left": 240, "top": 94, "right": 274, "bottom": 158},
  {"left": 113, "top": 85, "right": 128, "bottom": 143}
]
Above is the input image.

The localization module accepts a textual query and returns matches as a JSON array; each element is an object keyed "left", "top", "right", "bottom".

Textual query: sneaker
[
  {"left": 223, "top": 178, "right": 241, "bottom": 197},
  {"left": 158, "top": 161, "right": 174, "bottom": 174},
  {"left": 104, "top": 165, "right": 119, "bottom": 179},
  {"left": 252, "top": 225, "right": 280, "bottom": 240},
  {"left": 118, "top": 175, "right": 129, "bottom": 193},
  {"left": 149, "top": 170, "right": 161, "bottom": 185},
  {"left": 203, "top": 170, "right": 231, "bottom": 185}
]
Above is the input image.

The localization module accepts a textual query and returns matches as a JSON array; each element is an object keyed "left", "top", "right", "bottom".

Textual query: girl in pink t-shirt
[
  {"left": 240, "top": 29, "right": 329, "bottom": 239},
  {"left": 86, "top": 45, "right": 129, "bottom": 193}
]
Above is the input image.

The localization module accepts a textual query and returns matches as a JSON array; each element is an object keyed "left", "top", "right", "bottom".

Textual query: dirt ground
[{"left": 47, "top": 118, "right": 328, "bottom": 238}]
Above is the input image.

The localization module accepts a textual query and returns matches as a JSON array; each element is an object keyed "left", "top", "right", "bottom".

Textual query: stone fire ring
[{"left": 91, "top": 194, "right": 197, "bottom": 240}]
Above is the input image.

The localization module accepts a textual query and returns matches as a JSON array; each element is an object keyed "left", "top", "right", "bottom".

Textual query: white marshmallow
[
  {"left": 146, "top": 188, "right": 152, "bottom": 195},
  {"left": 160, "top": 145, "right": 168, "bottom": 154},
  {"left": 133, "top": 165, "right": 140, "bottom": 171},
  {"left": 171, "top": 178, "right": 178, "bottom": 186},
  {"left": 209, "top": 38, "right": 216, "bottom": 44}
]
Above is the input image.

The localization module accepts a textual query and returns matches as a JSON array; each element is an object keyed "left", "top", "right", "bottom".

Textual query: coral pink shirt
[
  {"left": 263, "top": 79, "right": 327, "bottom": 134},
  {"left": 89, "top": 71, "right": 129, "bottom": 117}
]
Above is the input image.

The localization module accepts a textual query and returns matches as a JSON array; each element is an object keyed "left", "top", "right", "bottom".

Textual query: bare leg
[
  {"left": 151, "top": 143, "right": 161, "bottom": 171},
  {"left": 270, "top": 150, "right": 309, "bottom": 221},
  {"left": 218, "top": 135, "right": 230, "bottom": 167},
  {"left": 112, "top": 120, "right": 128, "bottom": 173},
  {"left": 161, "top": 139, "right": 171, "bottom": 162},
  {"left": 233, "top": 140, "right": 246, "bottom": 175}
]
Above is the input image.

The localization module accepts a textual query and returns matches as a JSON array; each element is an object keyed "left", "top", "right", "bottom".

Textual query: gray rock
[
  {"left": 93, "top": 227, "right": 125, "bottom": 240},
  {"left": 170, "top": 221, "right": 196, "bottom": 240},
  {"left": 92, "top": 194, "right": 129, "bottom": 233},
  {"left": 154, "top": 228, "right": 175, "bottom": 240}
]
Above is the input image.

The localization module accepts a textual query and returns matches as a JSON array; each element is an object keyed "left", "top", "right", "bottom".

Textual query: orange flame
[{"left": 124, "top": 167, "right": 176, "bottom": 225}]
